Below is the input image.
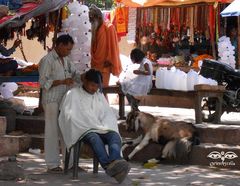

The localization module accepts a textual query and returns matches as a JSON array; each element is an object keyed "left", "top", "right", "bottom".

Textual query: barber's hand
[
  {"left": 64, "top": 78, "right": 74, "bottom": 86},
  {"left": 13, "top": 39, "right": 21, "bottom": 48},
  {"left": 103, "top": 60, "right": 112, "bottom": 67}
]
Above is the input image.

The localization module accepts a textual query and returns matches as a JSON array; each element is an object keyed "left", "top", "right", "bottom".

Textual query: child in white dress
[{"left": 121, "top": 48, "right": 153, "bottom": 111}]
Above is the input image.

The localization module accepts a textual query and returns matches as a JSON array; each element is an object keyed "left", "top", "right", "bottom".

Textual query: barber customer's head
[
  {"left": 55, "top": 34, "right": 74, "bottom": 58},
  {"left": 83, "top": 69, "right": 103, "bottom": 94}
]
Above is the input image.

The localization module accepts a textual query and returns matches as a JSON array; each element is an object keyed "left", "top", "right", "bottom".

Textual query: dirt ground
[{"left": 1, "top": 152, "right": 240, "bottom": 186}]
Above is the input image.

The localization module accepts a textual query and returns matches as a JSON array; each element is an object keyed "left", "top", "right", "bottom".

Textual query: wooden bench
[
  {"left": 103, "top": 85, "right": 225, "bottom": 124},
  {"left": 0, "top": 75, "right": 41, "bottom": 113},
  {"left": 0, "top": 76, "right": 39, "bottom": 83}
]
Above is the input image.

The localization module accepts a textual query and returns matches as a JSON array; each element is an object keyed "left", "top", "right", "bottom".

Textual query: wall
[
  {"left": 118, "top": 35, "right": 135, "bottom": 57},
  {"left": 4, "top": 22, "right": 53, "bottom": 64},
  {"left": 6, "top": 30, "right": 134, "bottom": 64}
]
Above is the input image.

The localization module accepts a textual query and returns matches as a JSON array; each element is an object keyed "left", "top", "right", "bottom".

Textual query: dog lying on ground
[{"left": 122, "top": 111, "right": 199, "bottom": 161}]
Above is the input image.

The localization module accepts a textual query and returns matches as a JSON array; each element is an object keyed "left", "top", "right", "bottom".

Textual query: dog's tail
[{"left": 161, "top": 138, "right": 192, "bottom": 160}]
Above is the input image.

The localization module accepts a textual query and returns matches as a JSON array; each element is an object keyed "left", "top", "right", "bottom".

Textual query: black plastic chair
[{"left": 64, "top": 139, "right": 99, "bottom": 179}]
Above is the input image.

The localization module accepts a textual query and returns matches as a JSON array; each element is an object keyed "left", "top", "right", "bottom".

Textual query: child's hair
[{"left": 130, "top": 48, "right": 145, "bottom": 63}]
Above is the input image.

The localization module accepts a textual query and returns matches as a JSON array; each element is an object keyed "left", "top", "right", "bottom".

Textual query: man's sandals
[{"left": 47, "top": 166, "right": 63, "bottom": 173}]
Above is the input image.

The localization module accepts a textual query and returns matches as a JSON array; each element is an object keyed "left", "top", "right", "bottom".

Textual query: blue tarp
[{"left": 0, "top": 0, "right": 68, "bottom": 28}]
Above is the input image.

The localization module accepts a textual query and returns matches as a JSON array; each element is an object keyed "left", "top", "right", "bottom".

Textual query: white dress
[{"left": 121, "top": 58, "right": 153, "bottom": 96}]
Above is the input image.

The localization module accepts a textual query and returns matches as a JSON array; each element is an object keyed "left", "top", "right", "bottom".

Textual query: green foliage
[{"left": 84, "top": 0, "right": 113, "bottom": 9}]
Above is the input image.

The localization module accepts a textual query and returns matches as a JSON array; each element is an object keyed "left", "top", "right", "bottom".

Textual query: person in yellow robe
[{"left": 89, "top": 4, "right": 122, "bottom": 87}]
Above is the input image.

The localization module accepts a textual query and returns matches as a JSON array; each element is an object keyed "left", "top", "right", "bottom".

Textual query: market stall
[
  {"left": 0, "top": 0, "right": 68, "bottom": 120},
  {"left": 114, "top": 0, "right": 234, "bottom": 67},
  {"left": 0, "top": 0, "right": 68, "bottom": 77},
  {"left": 109, "top": 0, "right": 237, "bottom": 123}
]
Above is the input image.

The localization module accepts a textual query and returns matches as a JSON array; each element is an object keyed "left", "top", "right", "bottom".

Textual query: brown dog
[{"left": 124, "top": 111, "right": 199, "bottom": 160}]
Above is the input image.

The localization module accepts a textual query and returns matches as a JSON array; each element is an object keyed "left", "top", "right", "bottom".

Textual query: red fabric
[
  {"left": 208, "top": 5, "right": 215, "bottom": 42},
  {"left": 0, "top": 3, "right": 40, "bottom": 24},
  {"left": 170, "top": 8, "right": 180, "bottom": 31},
  {"left": 121, "top": 0, "right": 233, "bottom": 7},
  {"left": 18, "top": 82, "right": 39, "bottom": 88}
]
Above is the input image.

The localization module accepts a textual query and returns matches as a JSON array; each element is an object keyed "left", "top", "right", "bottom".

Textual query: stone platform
[{"left": 1, "top": 106, "right": 240, "bottom": 170}]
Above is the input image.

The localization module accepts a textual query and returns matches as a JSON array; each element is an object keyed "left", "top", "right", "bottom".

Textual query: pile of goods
[
  {"left": 155, "top": 67, "right": 217, "bottom": 91},
  {"left": 16, "top": 64, "right": 38, "bottom": 76},
  {"left": 217, "top": 36, "right": 236, "bottom": 69},
  {"left": 61, "top": 1, "right": 91, "bottom": 74}
]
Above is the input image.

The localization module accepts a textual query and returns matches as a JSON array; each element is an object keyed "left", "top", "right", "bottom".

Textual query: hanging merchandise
[
  {"left": 127, "top": 7, "right": 136, "bottom": 44},
  {"left": 61, "top": 5, "right": 69, "bottom": 20},
  {"left": 18, "top": 37, "right": 28, "bottom": 62},
  {"left": 216, "top": 4, "right": 221, "bottom": 43},
  {"left": 26, "top": 15, "right": 49, "bottom": 49},
  {"left": 115, "top": 6, "right": 128, "bottom": 37},
  {"left": 134, "top": 4, "right": 213, "bottom": 58},
  {"left": 62, "top": 1, "right": 91, "bottom": 74},
  {"left": 189, "top": 7, "right": 194, "bottom": 44},
  {"left": 208, "top": 5, "right": 215, "bottom": 43},
  {"left": 218, "top": 36, "right": 236, "bottom": 69}
]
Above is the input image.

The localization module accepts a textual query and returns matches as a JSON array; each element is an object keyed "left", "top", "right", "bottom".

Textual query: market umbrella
[{"left": 221, "top": 0, "right": 240, "bottom": 17}]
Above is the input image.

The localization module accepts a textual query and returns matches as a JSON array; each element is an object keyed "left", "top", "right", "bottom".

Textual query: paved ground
[
  {"left": 1, "top": 99, "right": 240, "bottom": 186},
  {"left": 1, "top": 152, "right": 240, "bottom": 186}
]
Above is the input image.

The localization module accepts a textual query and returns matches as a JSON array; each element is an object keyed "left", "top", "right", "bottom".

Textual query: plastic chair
[{"left": 64, "top": 139, "right": 99, "bottom": 179}]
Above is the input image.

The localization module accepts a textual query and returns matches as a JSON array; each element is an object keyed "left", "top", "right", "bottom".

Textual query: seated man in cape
[{"left": 59, "top": 69, "right": 130, "bottom": 183}]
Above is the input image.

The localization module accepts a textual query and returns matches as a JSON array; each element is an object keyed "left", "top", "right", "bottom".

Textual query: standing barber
[{"left": 39, "top": 34, "right": 80, "bottom": 173}]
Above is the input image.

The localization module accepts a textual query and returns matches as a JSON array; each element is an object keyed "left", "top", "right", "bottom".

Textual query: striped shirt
[{"left": 39, "top": 49, "right": 80, "bottom": 104}]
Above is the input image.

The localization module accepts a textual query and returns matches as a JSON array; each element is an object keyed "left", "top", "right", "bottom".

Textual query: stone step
[
  {"left": 16, "top": 117, "right": 240, "bottom": 147},
  {"left": 123, "top": 142, "right": 240, "bottom": 169},
  {"left": 189, "top": 143, "right": 240, "bottom": 169},
  {"left": 196, "top": 123, "right": 240, "bottom": 145},
  {"left": 0, "top": 108, "right": 16, "bottom": 133},
  {"left": 30, "top": 134, "right": 44, "bottom": 150},
  {"left": 0, "top": 135, "right": 31, "bottom": 156},
  {"left": 16, "top": 115, "right": 45, "bottom": 134},
  {"left": 0, "top": 116, "right": 7, "bottom": 135},
  {"left": 24, "top": 130, "right": 240, "bottom": 170}
]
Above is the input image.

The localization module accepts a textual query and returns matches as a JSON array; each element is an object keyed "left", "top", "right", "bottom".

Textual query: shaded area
[{"left": 1, "top": 153, "right": 240, "bottom": 186}]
